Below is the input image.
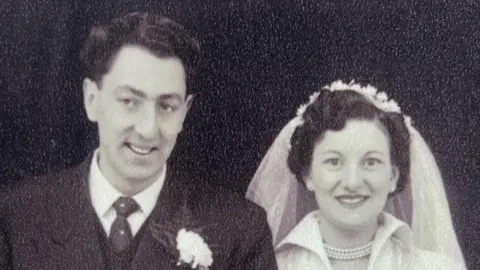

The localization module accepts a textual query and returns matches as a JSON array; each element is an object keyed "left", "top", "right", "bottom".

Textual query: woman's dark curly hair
[{"left": 287, "top": 89, "right": 411, "bottom": 195}]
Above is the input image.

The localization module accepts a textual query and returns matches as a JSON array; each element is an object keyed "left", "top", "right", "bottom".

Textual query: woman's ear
[
  {"left": 390, "top": 165, "right": 400, "bottom": 192},
  {"left": 304, "top": 176, "right": 315, "bottom": 192}
]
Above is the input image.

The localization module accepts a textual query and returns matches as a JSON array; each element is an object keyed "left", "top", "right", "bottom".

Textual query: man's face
[{"left": 84, "top": 45, "right": 192, "bottom": 190}]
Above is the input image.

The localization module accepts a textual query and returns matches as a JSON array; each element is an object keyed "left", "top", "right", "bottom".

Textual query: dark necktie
[{"left": 109, "top": 197, "right": 139, "bottom": 252}]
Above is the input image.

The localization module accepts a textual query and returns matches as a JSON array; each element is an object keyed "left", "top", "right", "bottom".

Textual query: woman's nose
[{"left": 342, "top": 165, "right": 362, "bottom": 191}]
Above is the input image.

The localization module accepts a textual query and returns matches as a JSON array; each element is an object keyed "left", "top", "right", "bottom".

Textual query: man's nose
[{"left": 134, "top": 107, "right": 159, "bottom": 139}]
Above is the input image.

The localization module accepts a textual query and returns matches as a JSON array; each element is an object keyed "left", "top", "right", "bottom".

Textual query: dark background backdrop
[{"left": 1, "top": 0, "right": 479, "bottom": 267}]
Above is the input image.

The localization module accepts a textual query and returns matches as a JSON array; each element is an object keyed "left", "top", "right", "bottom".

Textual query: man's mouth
[
  {"left": 126, "top": 143, "right": 157, "bottom": 155},
  {"left": 335, "top": 195, "right": 369, "bottom": 208}
]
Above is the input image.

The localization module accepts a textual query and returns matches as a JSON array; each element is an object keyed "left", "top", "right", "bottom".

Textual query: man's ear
[
  {"left": 390, "top": 165, "right": 400, "bottom": 193},
  {"left": 83, "top": 78, "right": 100, "bottom": 122},
  {"left": 176, "top": 94, "right": 194, "bottom": 133},
  {"left": 185, "top": 94, "right": 194, "bottom": 112}
]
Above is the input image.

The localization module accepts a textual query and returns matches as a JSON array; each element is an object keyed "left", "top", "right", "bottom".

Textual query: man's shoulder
[
  {"left": 175, "top": 169, "right": 264, "bottom": 215},
  {"left": 188, "top": 184, "right": 268, "bottom": 228},
  {"left": 1, "top": 163, "right": 87, "bottom": 211},
  {"left": 2, "top": 172, "right": 53, "bottom": 203},
  {"left": 195, "top": 185, "right": 266, "bottom": 214}
]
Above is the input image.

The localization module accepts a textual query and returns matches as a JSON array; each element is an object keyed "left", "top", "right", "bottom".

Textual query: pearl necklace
[{"left": 323, "top": 242, "right": 373, "bottom": 261}]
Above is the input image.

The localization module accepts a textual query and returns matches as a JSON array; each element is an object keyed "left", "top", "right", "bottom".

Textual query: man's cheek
[{"left": 159, "top": 121, "right": 184, "bottom": 136}]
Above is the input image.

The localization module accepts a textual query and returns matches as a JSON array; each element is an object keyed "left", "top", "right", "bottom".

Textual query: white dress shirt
[{"left": 89, "top": 149, "right": 166, "bottom": 237}]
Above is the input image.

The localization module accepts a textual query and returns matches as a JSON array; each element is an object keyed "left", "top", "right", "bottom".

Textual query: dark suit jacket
[{"left": 0, "top": 157, "right": 278, "bottom": 270}]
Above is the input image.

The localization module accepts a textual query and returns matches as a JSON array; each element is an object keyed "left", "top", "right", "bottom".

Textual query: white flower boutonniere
[
  {"left": 176, "top": 228, "right": 213, "bottom": 269},
  {"left": 150, "top": 196, "right": 217, "bottom": 269}
]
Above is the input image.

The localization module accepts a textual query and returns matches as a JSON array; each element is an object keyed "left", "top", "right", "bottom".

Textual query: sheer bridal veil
[{"left": 246, "top": 81, "right": 466, "bottom": 268}]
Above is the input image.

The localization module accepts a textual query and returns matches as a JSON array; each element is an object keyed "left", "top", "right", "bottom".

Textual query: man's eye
[
  {"left": 121, "top": 99, "right": 133, "bottom": 105},
  {"left": 118, "top": 98, "right": 138, "bottom": 109},
  {"left": 160, "top": 102, "right": 176, "bottom": 112}
]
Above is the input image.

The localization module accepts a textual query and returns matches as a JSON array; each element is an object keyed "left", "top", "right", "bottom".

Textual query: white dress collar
[{"left": 276, "top": 211, "right": 413, "bottom": 264}]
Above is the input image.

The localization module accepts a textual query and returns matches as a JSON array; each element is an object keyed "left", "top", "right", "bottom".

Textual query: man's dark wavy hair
[{"left": 80, "top": 12, "right": 201, "bottom": 94}]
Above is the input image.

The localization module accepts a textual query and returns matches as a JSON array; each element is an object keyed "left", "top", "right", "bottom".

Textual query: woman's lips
[{"left": 335, "top": 195, "right": 369, "bottom": 208}]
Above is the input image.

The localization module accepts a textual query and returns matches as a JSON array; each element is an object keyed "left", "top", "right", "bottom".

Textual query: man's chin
[
  {"left": 113, "top": 169, "right": 163, "bottom": 195},
  {"left": 126, "top": 168, "right": 164, "bottom": 182}
]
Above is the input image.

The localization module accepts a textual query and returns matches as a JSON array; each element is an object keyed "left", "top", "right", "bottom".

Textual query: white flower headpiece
[
  {"left": 295, "top": 80, "right": 412, "bottom": 126},
  {"left": 288, "top": 80, "right": 413, "bottom": 150}
]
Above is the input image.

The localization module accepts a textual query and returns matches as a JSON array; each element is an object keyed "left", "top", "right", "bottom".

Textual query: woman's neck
[{"left": 319, "top": 216, "right": 378, "bottom": 249}]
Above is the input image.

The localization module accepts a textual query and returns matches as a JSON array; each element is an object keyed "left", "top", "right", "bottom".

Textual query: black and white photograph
[{"left": 0, "top": 1, "right": 478, "bottom": 269}]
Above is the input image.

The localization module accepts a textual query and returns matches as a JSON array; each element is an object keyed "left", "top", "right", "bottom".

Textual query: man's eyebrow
[
  {"left": 158, "top": 93, "right": 183, "bottom": 101},
  {"left": 116, "top": 85, "right": 184, "bottom": 101},
  {"left": 116, "top": 85, "right": 147, "bottom": 98}
]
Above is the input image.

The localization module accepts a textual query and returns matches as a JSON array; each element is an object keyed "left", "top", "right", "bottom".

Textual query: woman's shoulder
[{"left": 409, "top": 247, "right": 465, "bottom": 270}]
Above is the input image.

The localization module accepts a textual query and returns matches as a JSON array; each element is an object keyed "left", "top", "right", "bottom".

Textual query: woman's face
[{"left": 305, "top": 119, "right": 399, "bottom": 231}]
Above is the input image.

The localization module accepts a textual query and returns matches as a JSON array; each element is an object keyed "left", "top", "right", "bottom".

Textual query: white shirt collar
[
  {"left": 276, "top": 211, "right": 413, "bottom": 259},
  {"left": 89, "top": 149, "right": 166, "bottom": 219}
]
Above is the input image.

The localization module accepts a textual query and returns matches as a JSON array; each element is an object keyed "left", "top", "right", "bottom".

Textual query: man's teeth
[{"left": 129, "top": 144, "right": 153, "bottom": 154}]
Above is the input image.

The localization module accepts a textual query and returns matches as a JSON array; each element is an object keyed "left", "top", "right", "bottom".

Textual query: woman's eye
[
  {"left": 324, "top": 158, "right": 341, "bottom": 167},
  {"left": 364, "top": 158, "right": 382, "bottom": 167}
]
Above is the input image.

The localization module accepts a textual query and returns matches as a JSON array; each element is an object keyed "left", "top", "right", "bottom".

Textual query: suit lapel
[
  {"left": 131, "top": 163, "right": 189, "bottom": 270},
  {"left": 42, "top": 156, "right": 105, "bottom": 270},
  {"left": 40, "top": 156, "right": 192, "bottom": 269}
]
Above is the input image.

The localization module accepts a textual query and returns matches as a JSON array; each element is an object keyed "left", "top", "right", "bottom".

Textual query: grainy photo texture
[{"left": 0, "top": 1, "right": 478, "bottom": 269}]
